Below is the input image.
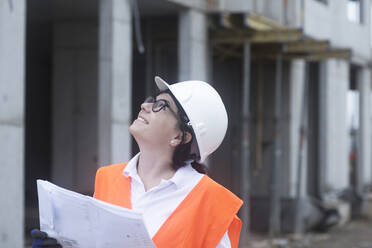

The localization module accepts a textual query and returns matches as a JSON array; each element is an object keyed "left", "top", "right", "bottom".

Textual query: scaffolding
[{"left": 209, "top": 11, "right": 352, "bottom": 244}]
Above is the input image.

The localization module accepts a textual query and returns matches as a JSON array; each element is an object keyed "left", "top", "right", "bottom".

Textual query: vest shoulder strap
[{"left": 94, "top": 163, "right": 132, "bottom": 209}]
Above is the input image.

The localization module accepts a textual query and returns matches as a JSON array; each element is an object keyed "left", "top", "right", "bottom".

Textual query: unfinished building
[{"left": 1, "top": 0, "right": 371, "bottom": 247}]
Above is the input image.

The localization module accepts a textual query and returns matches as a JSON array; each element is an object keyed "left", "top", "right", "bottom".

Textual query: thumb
[{"left": 30, "top": 229, "right": 48, "bottom": 239}]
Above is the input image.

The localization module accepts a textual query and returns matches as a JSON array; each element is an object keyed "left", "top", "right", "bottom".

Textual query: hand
[{"left": 30, "top": 229, "right": 62, "bottom": 248}]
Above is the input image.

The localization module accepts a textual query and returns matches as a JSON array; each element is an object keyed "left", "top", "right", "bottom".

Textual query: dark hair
[
  {"left": 172, "top": 132, "right": 208, "bottom": 174},
  {"left": 156, "top": 90, "right": 208, "bottom": 174}
]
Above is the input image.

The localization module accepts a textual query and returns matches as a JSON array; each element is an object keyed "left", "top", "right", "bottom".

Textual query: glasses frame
[
  {"left": 144, "top": 96, "right": 180, "bottom": 119},
  {"left": 143, "top": 95, "right": 198, "bottom": 156}
]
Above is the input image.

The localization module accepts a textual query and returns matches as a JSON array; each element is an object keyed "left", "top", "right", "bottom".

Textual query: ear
[
  {"left": 170, "top": 132, "right": 192, "bottom": 147},
  {"left": 183, "top": 131, "right": 192, "bottom": 145}
]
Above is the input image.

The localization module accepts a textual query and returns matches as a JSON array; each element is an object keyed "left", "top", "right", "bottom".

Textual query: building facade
[{"left": 1, "top": 0, "right": 371, "bottom": 247}]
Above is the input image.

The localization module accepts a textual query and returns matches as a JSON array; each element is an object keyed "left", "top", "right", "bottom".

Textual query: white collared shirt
[{"left": 123, "top": 153, "right": 231, "bottom": 248}]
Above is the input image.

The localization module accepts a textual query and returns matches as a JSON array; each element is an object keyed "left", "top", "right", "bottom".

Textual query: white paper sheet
[{"left": 37, "top": 180, "right": 156, "bottom": 248}]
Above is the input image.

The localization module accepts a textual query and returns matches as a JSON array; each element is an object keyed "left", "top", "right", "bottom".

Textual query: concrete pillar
[
  {"left": 178, "top": 8, "right": 208, "bottom": 82},
  {"left": 178, "top": 8, "right": 209, "bottom": 167},
  {"left": 319, "top": 59, "right": 349, "bottom": 192},
  {"left": 0, "top": 0, "right": 26, "bottom": 247},
  {"left": 98, "top": 0, "right": 132, "bottom": 165},
  {"left": 288, "top": 60, "right": 307, "bottom": 198},
  {"left": 358, "top": 67, "right": 371, "bottom": 187}
]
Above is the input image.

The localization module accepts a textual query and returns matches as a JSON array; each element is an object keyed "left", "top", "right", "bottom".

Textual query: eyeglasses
[
  {"left": 143, "top": 96, "right": 179, "bottom": 119},
  {"left": 144, "top": 95, "right": 194, "bottom": 146},
  {"left": 144, "top": 95, "right": 192, "bottom": 129}
]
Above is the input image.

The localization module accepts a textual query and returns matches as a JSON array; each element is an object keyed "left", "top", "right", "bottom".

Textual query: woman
[{"left": 32, "top": 76, "right": 243, "bottom": 248}]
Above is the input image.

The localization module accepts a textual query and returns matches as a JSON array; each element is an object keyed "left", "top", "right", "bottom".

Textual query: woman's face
[{"left": 129, "top": 93, "right": 182, "bottom": 148}]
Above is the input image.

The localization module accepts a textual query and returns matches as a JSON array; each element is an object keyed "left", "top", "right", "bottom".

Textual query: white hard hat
[{"left": 154, "top": 76, "right": 228, "bottom": 163}]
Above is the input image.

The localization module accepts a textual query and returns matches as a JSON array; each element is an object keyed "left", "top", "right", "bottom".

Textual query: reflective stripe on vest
[{"left": 94, "top": 163, "right": 243, "bottom": 248}]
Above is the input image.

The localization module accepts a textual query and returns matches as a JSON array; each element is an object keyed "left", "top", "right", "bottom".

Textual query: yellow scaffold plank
[
  {"left": 250, "top": 48, "right": 351, "bottom": 61},
  {"left": 283, "top": 40, "right": 330, "bottom": 53},
  {"left": 212, "top": 29, "right": 304, "bottom": 44},
  {"left": 245, "top": 12, "right": 287, "bottom": 30},
  {"left": 303, "top": 49, "right": 352, "bottom": 61}
]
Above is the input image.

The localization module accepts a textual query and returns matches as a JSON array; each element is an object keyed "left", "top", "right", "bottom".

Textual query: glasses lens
[{"left": 153, "top": 100, "right": 167, "bottom": 112}]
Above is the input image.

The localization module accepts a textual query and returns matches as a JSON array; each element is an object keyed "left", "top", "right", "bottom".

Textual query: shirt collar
[
  {"left": 123, "top": 152, "right": 141, "bottom": 178},
  {"left": 123, "top": 153, "right": 196, "bottom": 189},
  {"left": 168, "top": 162, "right": 195, "bottom": 189}
]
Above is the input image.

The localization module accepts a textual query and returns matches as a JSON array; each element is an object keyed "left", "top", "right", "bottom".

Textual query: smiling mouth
[{"left": 137, "top": 116, "right": 149, "bottom": 124}]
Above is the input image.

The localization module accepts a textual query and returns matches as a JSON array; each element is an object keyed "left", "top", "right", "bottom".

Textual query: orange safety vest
[{"left": 94, "top": 163, "right": 243, "bottom": 248}]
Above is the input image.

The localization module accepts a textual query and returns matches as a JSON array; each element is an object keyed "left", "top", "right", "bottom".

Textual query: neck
[{"left": 136, "top": 147, "right": 176, "bottom": 191}]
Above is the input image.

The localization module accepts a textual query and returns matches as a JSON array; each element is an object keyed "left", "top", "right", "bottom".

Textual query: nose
[{"left": 141, "top": 102, "right": 152, "bottom": 113}]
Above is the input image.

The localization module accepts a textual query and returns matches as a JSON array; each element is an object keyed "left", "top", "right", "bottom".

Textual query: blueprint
[{"left": 37, "top": 180, "right": 155, "bottom": 248}]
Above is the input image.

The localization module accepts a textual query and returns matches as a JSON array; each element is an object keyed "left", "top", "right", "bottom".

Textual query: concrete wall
[
  {"left": 0, "top": 0, "right": 26, "bottom": 247},
  {"left": 250, "top": 0, "right": 285, "bottom": 24},
  {"left": 250, "top": 0, "right": 303, "bottom": 27},
  {"left": 52, "top": 22, "right": 98, "bottom": 193},
  {"left": 167, "top": 0, "right": 301, "bottom": 26},
  {"left": 320, "top": 59, "right": 350, "bottom": 191},
  {"left": 305, "top": 0, "right": 371, "bottom": 63},
  {"left": 358, "top": 67, "right": 372, "bottom": 186}
]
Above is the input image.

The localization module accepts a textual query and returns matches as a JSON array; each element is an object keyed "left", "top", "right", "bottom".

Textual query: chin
[
  {"left": 129, "top": 122, "right": 145, "bottom": 142},
  {"left": 129, "top": 122, "right": 138, "bottom": 136}
]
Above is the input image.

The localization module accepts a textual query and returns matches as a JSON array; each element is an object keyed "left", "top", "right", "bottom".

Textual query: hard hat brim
[{"left": 155, "top": 76, "right": 171, "bottom": 92}]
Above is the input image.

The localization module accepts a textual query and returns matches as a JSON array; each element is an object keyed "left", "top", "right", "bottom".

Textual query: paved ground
[
  {"left": 246, "top": 218, "right": 372, "bottom": 248},
  {"left": 25, "top": 218, "right": 372, "bottom": 247},
  {"left": 308, "top": 218, "right": 372, "bottom": 248}
]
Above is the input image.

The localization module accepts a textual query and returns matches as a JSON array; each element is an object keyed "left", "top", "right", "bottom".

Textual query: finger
[
  {"left": 32, "top": 238, "right": 44, "bottom": 248},
  {"left": 30, "top": 229, "right": 48, "bottom": 239},
  {"left": 39, "top": 238, "right": 59, "bottom": 247}
]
